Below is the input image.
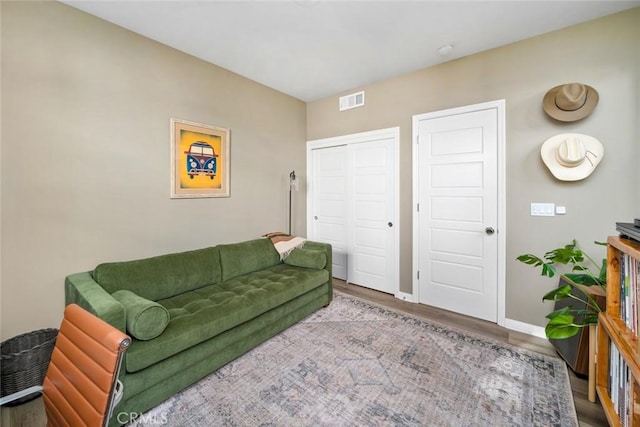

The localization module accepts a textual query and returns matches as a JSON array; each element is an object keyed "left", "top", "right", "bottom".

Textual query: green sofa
[{"left": 64, "top": 238, "right": 332, "bottom": 426}]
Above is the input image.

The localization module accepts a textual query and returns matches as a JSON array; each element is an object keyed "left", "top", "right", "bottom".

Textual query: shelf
[
  {"left": 600, "top": 314, "right": 640, "bottom": 385},
  {"left": 609, "top": 236, "right": 640, "bottom": 261},
  {"left": 596, "top": 236, "right": 640, "bottom": 426}
]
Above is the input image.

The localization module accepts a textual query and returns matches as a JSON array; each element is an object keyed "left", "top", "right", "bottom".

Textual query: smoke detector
[{"left": 437, "top": 44, "right": 454, "bottom": 56}]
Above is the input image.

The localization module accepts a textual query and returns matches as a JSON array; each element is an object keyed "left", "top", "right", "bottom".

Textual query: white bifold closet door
[{"left": 308, "top": 128, "right": 398, "bottom": 295}]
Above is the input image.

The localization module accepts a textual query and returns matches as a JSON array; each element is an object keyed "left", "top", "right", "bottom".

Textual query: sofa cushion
[
  {"left": 112, "top": 290, "right": 170, "bottom": 341},
  {"left": 218, "top": 238, "right": 280, "bottom": 281},
  {"left": 284, "top": 248, "right": 327, "bottom": 270},
  {"left": 123, "top": 263, "right": 329, "bottom": 373},
  {"left": 93, "top": 246, "right": 221, "bottom": 301}
]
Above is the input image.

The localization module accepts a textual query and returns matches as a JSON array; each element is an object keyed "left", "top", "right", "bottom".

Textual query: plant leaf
[
  {"left": 545, "top": 313, "right": 580, "bottom": 339},
  {"left": 516, "top": 254, "right": 556, "bottom": 277},
  {"left": 544, "top": 240, "right": 578, "bottom": 264},
  {"left": 541, "top": 263, "right": 556, "bottom": 278},
  {"left": 598, "top": 258, "right": 607, "bottom": 282},
  {"left": 545, "top": 306, "right": 571, "bottom": 319},
  {"left": 564, "top": 273, "right": 601, "bottom": 286},
  {"left": 546, "top": 324, "right": 581, "bottom": 339},
  {"left": 582, "top": 314, "right": 599, "bottom": 324},
  {"left": 542, "top": 284, "right": 572, "bottom": 301},
  {"left": 516, "top": 254, "right": 543, "bottom": 266}
]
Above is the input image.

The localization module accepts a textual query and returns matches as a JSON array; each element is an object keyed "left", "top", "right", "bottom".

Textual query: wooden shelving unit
[{"left": 596, "top": 236, "right": 640, "bottom": 426}]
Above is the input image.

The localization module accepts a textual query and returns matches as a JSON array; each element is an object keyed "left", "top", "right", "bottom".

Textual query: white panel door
[
  {"left": 309, "top": 145, "right": 347, "bottom": 280},
  {"left": 348, "top": 139, "right": 395, "bottom": 293},
  {"left": 414, "top": 102, "right": 503, "bottom": 322}
]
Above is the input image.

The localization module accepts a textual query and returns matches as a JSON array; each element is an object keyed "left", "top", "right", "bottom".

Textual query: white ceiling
[{"left": 62, "top": 1, "right": 639, "bottom": 102}]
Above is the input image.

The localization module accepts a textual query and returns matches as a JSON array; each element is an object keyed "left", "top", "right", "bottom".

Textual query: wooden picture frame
[{"left": 170, "top": 118, "right": 230, "bottom": 198}]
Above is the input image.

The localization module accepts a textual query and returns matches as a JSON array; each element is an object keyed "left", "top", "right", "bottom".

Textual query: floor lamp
[{"left": 289, "top": 170, "right": 297, "bottom": 235}]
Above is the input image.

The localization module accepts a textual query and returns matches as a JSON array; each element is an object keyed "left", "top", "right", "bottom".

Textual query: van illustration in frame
[{"left": 170, "top": 118, "right": 230, "bottom": 198}]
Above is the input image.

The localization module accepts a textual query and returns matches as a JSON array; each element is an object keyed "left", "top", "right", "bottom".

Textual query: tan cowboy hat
[
  {"left": 540, "top": 133, "right": 603, "bottom": 181},
  {"left": 543, "top": 83, "right": 599, "bottom": 122}
]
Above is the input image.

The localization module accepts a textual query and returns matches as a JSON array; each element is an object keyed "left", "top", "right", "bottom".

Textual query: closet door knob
[
  {"left": 388, "top": 222, "right": 393, "bottom": 227},
  {"left": 485, "top": 227, "right": 495, "bottom": 235}
]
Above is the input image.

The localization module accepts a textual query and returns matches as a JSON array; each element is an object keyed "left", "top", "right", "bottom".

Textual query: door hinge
[
  {"left": 417, "top": 203, "right": 420, "bottom": 212},
  {"left": 417, "top": 271, "right": 420, "bottom": 280}
]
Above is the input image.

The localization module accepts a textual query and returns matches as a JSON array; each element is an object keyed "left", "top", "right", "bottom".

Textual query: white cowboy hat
[
  {"left": 543, "top": 83, "right": 599, "bottom": 122},
  {"left": 540, "top": 133, "right": 603, "bottom": 181}
]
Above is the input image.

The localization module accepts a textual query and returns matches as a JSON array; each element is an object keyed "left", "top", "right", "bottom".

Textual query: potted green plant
[{"left": 516, "top": 239, "right": 606, "bottom": 339}]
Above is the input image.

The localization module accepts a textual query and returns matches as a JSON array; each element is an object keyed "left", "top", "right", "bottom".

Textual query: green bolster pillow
[
  {"left": 283, "top": 248, "right": 327, "bottom": 270},
  {"left": 112, "top": 290, "right": 170, "bottom": 340}
]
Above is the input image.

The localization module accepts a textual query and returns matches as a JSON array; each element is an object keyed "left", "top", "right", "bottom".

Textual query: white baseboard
[
  {"left": 504, "top": 318, "right": 547, "bottom": 340},
  {"left": 395, "top": 292, "right": 416, "bottom": 303},
  {"left": 392, "top": 293, "right": 547, "bottom": 340}
]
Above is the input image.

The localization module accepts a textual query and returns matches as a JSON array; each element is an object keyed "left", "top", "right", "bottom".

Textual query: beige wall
[
  {"left": 0, "top": 1, "right": 307, "bottom": 340},
  {"left": 307, "top": 9, "right": 640, "bottom": 327}
]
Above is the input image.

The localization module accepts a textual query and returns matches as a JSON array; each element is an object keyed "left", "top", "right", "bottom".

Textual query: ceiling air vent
[{"left": 339, "top": 91, "right": 365, "bottom": 111}]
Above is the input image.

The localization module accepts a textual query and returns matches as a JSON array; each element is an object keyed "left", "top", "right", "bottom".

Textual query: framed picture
[{"left": 170, "top": 118, "right": 230, "bottom": 198}]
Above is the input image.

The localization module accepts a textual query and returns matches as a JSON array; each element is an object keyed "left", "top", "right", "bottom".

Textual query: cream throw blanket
[{"left": 263, "top": 232, "right": 306, "bottom": 260}]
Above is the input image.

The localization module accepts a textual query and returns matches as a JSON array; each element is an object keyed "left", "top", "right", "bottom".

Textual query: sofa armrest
[
  {"left": 303, "top": 241, "right": 333, "bottom": 300},
  {"left": 65, "top": 272, "right": 125, "bottom": 331}
]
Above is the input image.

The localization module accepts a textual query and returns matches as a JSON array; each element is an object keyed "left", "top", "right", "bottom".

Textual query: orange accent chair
[{"left": 0, "top": 304, "right": 131, "bottom": 426}]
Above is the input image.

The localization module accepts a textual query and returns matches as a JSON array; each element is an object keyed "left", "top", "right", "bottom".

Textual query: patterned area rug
[{"left": 130, "top": 292, "right": 578, "bottom": 426}]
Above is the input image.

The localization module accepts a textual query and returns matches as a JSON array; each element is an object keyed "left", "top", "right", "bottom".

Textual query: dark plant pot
[{"left": 549, "top": 277, "right": 605, "bottom": 377}]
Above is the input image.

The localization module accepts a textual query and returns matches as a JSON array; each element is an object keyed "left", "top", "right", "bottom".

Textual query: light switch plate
[{"left": 531, "top": 203, "right": 555, "bottom": 216}]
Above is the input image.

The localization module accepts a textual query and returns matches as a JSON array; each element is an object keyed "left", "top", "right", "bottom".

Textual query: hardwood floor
[{"left": 333, "top": 279, "right": 609, "bottom": 427}]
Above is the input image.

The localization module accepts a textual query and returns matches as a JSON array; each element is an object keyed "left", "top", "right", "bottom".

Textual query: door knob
[
  {"left": 485, "top": 227, "right": 495, "bottom": 235},
  {"left": 314, "top": 216, "right": 318, "bottom": 220},
  {"left": 388, "top": 222, "right": 393, "bottom": 227}
]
